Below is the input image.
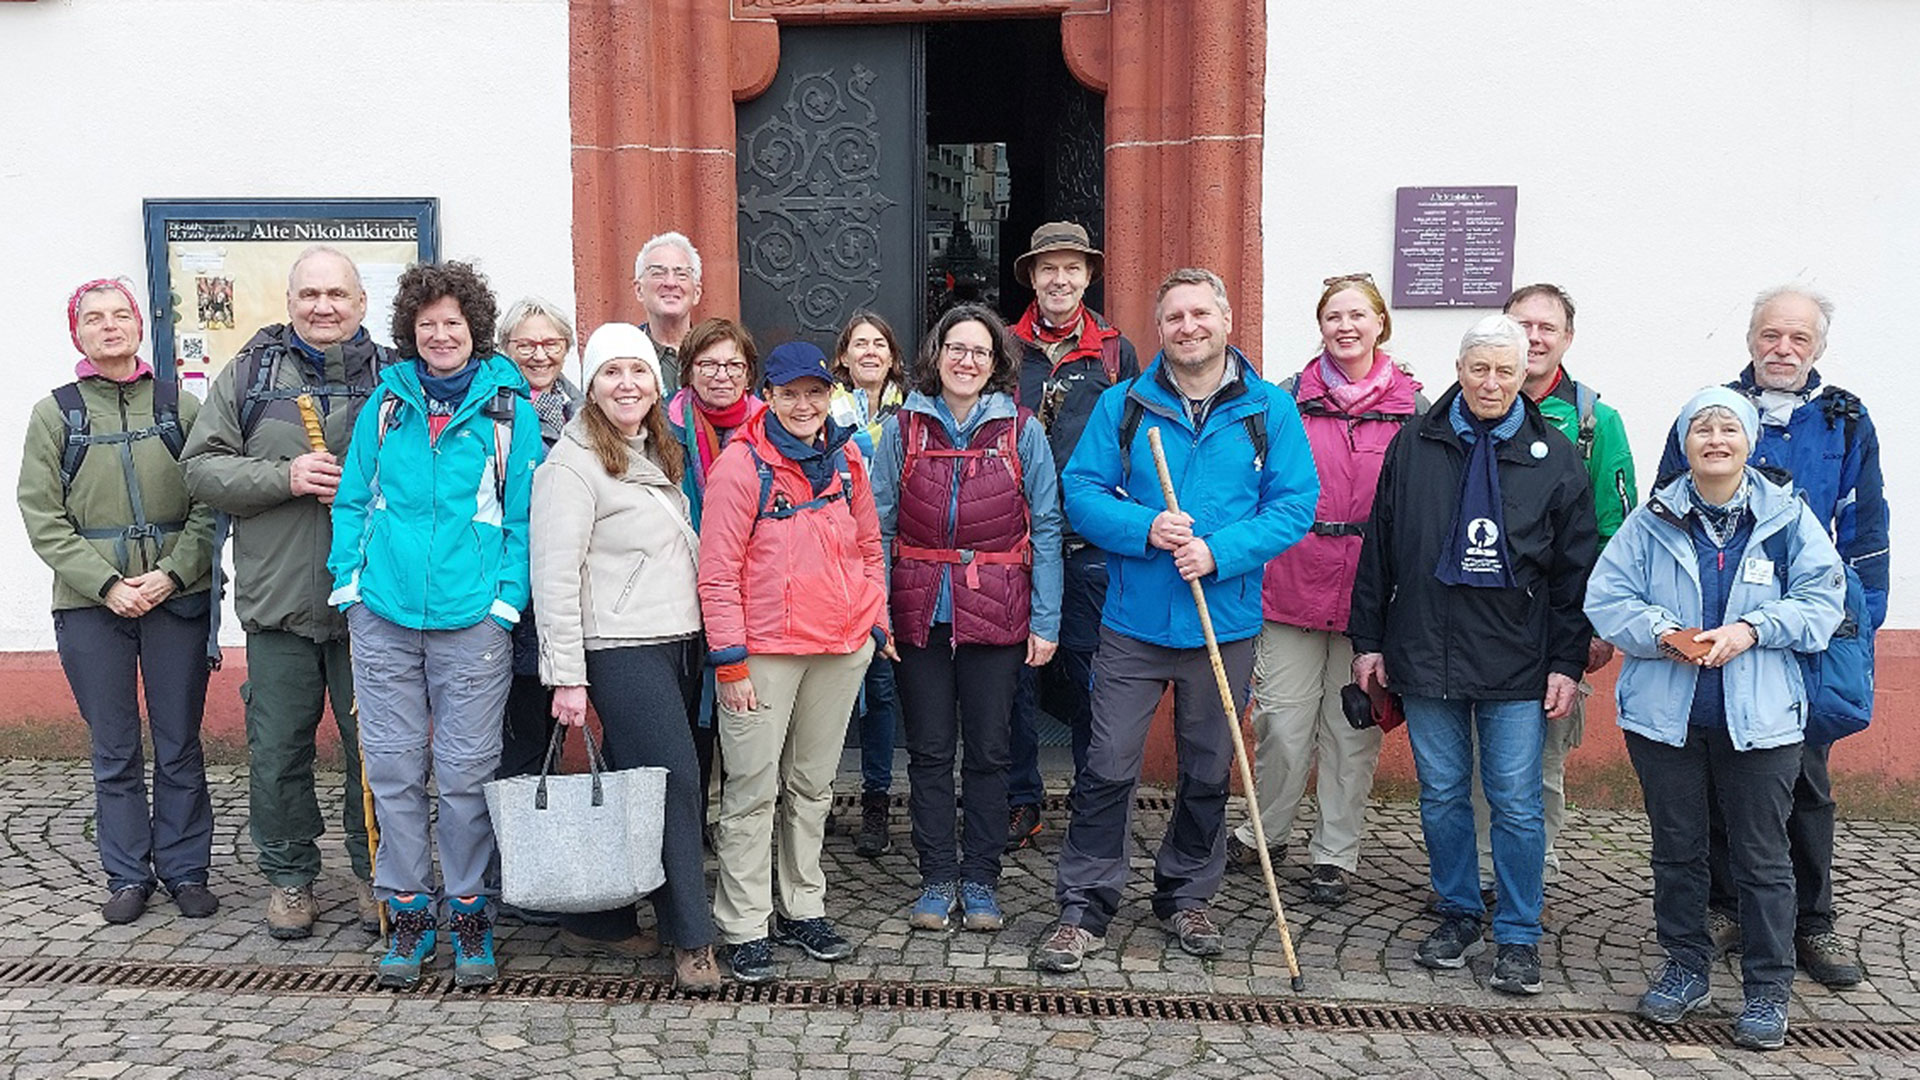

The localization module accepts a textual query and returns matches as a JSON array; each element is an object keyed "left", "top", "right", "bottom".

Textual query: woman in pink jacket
[
  {"left": 697, "top": 341, "right": 892, "bottom": 985},
  {"left": 1228, "top": 273, "right": 1424, "bottom": 905}
]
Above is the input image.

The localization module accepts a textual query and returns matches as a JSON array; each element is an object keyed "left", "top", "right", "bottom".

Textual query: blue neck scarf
[
  {"left": 767, "top": 414, "right": 852, "bottom": 495},
  {"left": 1435, "top": 393, "right": 1525, "bottom": 588},
  {"left": 415, "top": 358, "right": 480, "bottom": 417}
]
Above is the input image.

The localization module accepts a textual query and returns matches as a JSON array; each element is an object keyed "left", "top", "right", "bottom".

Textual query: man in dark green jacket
[
  {"left": 1469, "top": 283, "right": 1639, "bottom": 894},
  {"left": 181, "top": 246, "right": 391, "bottom": 939},
  {"left": 19, "top": 279, "right": 217, "bottom": 926}
]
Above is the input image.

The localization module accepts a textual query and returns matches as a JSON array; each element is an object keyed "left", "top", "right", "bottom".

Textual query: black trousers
[
  {"left": 54, "top": 603, "right": 213, "bottom": 892},
  {"left": 497, "top": 674, "right": 557, "bottom": 780},
  {"left": 559, "top": 640, "right": 715, "bottom": 949},
  {"left": 897, "top": 625, "right": 1023, "bottom": 887},
  {"left": 1708, "top": 739, "right": 1837, "bottom": 937},
  {"left": 1626, "top": 728, "right": 1798, "bottom": 1002}
]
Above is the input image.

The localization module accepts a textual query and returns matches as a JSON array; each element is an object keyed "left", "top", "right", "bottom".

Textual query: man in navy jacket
[{"left": 1032, "top": 268, "right": 1318, "bottom": 973}]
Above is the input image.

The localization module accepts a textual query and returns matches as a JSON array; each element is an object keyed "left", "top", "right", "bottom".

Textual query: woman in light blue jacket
[
  {"left": 328, "top": 262, "right": 542, "bottom": 991},
  {"left": 1584, "top": 387, "right": 1842, "bottom": 1051}
]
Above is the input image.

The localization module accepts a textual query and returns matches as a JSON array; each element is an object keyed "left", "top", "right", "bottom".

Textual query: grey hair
[
  {"left": 286, "top": 245, "right": 365, "bottom": 293},
  {"left": 498, "top": 295, "right": 577, "bottom": 351},
  {"left": 1748, "top": 285, "right": 1834, "bottom": 357},
  {"left": 1456, "top": 314, "right": 1528, "bottom": 363},
  {"left": 1153, "top": 267, "right": 1232, "bottom": 320},
  {"left": 633, "top": 231, "right": 703, "bottom": 282}
]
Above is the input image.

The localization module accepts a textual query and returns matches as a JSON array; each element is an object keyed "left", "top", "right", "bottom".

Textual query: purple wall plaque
[{"left": 1391, "top": 186, "right": 1518, "bottom": 308}]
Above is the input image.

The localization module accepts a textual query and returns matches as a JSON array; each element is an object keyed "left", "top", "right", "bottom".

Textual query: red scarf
[
  {"left": 674, "top": 389, "right": 762, "bottom": 488},
  {"left": 1010, "top": 303, "right": 1117, "bottom": 374}
]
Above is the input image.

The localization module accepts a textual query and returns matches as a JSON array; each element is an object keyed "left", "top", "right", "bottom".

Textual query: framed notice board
[
  {"left": 142, "top": 198, "right": 439, "bottom": 392},
  {"left": 1391, "top": 186, "right": 1516, "bottom": 308}
]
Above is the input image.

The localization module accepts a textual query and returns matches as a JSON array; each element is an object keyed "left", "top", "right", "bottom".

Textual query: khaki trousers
[
  {"left": 1232, "top": 622, "right": 1381, "bottom": 871},
  {"left": 1472, "top": 681, "right": 1588, "bottom": 886},
  {"left": 712, "top": 642, "right": 873, "bottom": 943}
]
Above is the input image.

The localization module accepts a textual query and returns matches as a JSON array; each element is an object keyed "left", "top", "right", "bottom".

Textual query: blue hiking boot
[
  {"left": 1731, "top": 996, "right": 1788, "bottom": 1051},
  {"left": 377, "top": 894, "right": 437, "bottom": 989},
  {"left": 959, "top": 881, "right": 1004, "bottom": 932},
  {"left": 1636, "top": 959, "right": 1710, "bottom": 1025},
  {"left": 448, "top": 895, "right": 497, "bottom": 989},
  {"left": 910, "top": 882, "right": 958, "bottom": 931}
]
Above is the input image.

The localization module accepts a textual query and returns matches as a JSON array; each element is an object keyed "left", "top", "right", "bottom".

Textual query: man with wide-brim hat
[{"left": 1005, "top": 221, "right": 1139, "bottom": 854}]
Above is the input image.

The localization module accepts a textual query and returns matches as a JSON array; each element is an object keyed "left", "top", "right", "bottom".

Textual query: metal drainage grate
[{"left": 2, "top": 957, "right": 1916, "bottom": 1055}]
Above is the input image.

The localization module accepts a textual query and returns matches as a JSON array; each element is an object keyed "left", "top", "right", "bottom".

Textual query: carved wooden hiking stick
[
  {"left": 297, "top": 393, "right": 385, "bottom": 937},
  {"left": 1145, "top": 426, "right": 1305, "bottom": 992}
]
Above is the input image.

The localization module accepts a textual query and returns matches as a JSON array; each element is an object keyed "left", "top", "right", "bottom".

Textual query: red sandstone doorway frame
[{"left": 568, "top": 0, "right": 1265, "bottom": 359}]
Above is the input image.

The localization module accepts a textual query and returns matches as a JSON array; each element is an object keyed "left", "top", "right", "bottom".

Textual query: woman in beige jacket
[{"left": 531, "top": 322, "right": 718, "bottom": 990}]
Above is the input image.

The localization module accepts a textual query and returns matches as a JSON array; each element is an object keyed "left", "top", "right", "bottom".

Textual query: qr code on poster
[{"left": 179, "top": 334, "right": 209, "bottom": 363}]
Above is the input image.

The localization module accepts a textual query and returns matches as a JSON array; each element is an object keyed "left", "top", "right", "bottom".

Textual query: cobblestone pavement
[{"left": 2, "top": 758, "right": 1916, "bottom": 1077}]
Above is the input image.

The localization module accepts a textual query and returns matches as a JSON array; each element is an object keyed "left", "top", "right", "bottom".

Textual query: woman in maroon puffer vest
[{"left": 869, "top": 304, "right": 1063, "bottom": 934}]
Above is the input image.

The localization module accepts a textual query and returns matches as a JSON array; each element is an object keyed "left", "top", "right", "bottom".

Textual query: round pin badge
[{"left": 1530, "top": 441, "right": 1548, "bottom": 459}]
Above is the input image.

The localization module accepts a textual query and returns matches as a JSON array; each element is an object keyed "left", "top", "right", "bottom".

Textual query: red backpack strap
[
  {"left": 900, "top": 410, "right": 925, "bottom": 486},
  {"left": 1098, "top": 332, "right": 1122, "bottom": 385}
]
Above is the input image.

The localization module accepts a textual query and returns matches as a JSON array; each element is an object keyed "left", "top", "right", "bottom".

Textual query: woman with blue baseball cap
[
  {"left": 696, "top": 340, "right": 892, "bottom": 984},
  {"left": 1585, "top": 386, "right": 1845, "bottom": 1050}
]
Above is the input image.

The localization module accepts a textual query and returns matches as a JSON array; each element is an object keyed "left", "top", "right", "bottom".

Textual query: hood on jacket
[
  {"left": 377, "top": 352, "right": 528, "bottom": 413},
  {"left": 1647, "top": 465, "right": 1802, "bottom": 534},
  {"left": 899, "top": 389, "right": 1019, "bottom": 441},
  {"left": 1291, "top": 351, "right": 1421, "bottom": 414}
]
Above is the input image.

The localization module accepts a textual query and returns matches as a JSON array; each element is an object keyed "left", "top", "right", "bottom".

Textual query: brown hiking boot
[
  {"left": 557, "top": 927, "right": 662, "bottom": 960},
  {"left": 674, "top": 945, "right": 722, "bottom": 992},
  {"left": 351, "top": 879, "right": 381, "bottom": 934},
  {"left": 267, "top": 884, "right": 317, "bottom": 940},
  {"left": 1033, "top": 922, "right": 1104, "bottom": 973}
]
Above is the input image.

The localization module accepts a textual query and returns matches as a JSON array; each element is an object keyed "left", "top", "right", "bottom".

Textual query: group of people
[{"left": 19, "top": 220, "right": 1885, "bottom": 1051}]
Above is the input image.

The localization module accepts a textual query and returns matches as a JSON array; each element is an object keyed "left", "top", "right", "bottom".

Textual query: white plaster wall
[
  {"left": 0, "top": 0, "right": 572, "bottom": 650},
  {"left": 1263, "top": 0, "right": 1920, "bottom": 626}
]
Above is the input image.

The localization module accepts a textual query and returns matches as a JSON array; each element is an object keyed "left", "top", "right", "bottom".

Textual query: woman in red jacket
[
  {"left": 697, "top": 341, "right": 892, "bottom": 985},
  {"left": 1229, "top": 273, "right": 1423, "bottom": 904}
]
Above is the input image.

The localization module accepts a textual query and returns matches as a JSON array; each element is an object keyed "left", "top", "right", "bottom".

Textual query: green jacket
[
  {"left": 1536, "top": 370, "right": 1637, "bottom": 550},
  {"left": 18, "top": 370, "right": 215, "bottom": 611},
  {"left": 181, "top": 325, "right": 390, "bottom": 642}
]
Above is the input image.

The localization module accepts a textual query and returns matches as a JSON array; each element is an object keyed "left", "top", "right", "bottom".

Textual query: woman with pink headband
[{"left": 17, "top": 278, "right": 218, "bottom": 926}]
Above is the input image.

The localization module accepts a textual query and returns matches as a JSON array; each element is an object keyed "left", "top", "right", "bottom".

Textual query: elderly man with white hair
[
  {"left": 1654, "top": 285, "right": 1887, "bottom": 989},
  {"left": 632, "top": 231, "right": 704, "bottom": 396},
  {"left": 1347, "top": 314, "right": 1598, "bottom": 995}
]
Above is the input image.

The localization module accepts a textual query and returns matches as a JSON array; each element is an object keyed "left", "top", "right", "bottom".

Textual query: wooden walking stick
[
  {"left": 1146, "top": 426, "right": 1305, "bottom": 992},
  {"left": 297, "top": 394, "right": 385, "bottom": 937}
]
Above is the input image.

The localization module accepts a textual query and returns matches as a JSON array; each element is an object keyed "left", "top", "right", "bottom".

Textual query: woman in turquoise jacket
[
  {"left": 1584, "top": 387, "right": 1842, "bottom": 1051},
  {"left": 327, "top": 262, "right": 542, "bottom": 991}
]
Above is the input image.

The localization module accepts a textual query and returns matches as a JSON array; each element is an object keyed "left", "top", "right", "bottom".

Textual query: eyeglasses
[
  {"left": 642, "top": 265, "right": 696, "bottom": 283},
  {"left": 507, "top": 338, "right": 567, "bottom": 358},
  {"left": 694, "top": 360, "right": 750, "bottom": 378},
  {"left": 1322, "top": 272, "right": 1375, "bottom": 288},
  {"left": 941, "top": 342, "right": 993, "bottom": 365}
]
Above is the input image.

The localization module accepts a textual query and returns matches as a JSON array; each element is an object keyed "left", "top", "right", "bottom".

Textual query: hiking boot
[
  {"left": 855, "top": 792, "right": 892, "bottom": 858},
  {"left": 1731, "top": 996, "right": 1788, "bottom": 1051},
  {"left": 448, "top": 896, "right": 497, "bottom": 989},
  {"left": 1415, "top": 915, "right": 1486, "bottom": 970},
  {"left": 674, "top": 945, "right": 722, "bottom": 993},
  {"left": 378, "top": 895, "right": 437, "bottom": 989},
  {"left": 1796, "top": 931, "right": 1863, "bottom": 988},
  {"left": 1706, "top": 909, "right": 1742, "bottom": 958},
  {"left": 1033, "top": 923, "right": 1104, "bottom": 973},
  {"left": 102, "top": 885, "right": 150, "bottom": 925},
  {"left": 1305, "top": 864, "right": 1349, "bottom": 905},
  {"left": 772, "top": 915, "right": 855, "bottom": 961},
  {"left": 557, "top": 927, "right": 661, "bottom": 960},
  {"left": 1636, "top": 959, "right": 1711, "bottom": 1025},
  {"left": 1225, "top": 832, "right": 1285, "bottom": 871},
  {"left": 959, "top": 881, "right": 1004, "bottom": 932},
  {"left": 727, "top": 937, "right": 776, "bottom": 984},
  {"left": 910, "top": 882, "right": 958, "bottom": 931},
  {"left": 267, "top": 884, "right": 317, "bottom": 940},
  {"left": 1489, "top": 943, "right": 1543, "bottom": 996},
  {"left": 1161, "top": 907, "right": 1225, "bottom": 958},
  {"left": 1006, "top": 803, "right": 1043, "bottom": 852},
  {"left": 351, "top": 878, "right": 381, "bottom": 934},
  {"left": 168, "top": 882, "right": 219, "bottom": 919}
]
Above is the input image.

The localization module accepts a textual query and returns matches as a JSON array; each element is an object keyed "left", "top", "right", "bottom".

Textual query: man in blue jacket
[
  {"left": 1654, "top": 285, "right": 1887, "bottom": 989},
  {"left": 1033, "top": 268, "right": 1318, "bottom": 973}
]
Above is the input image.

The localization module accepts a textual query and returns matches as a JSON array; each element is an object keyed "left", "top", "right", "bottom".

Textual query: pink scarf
[{"left": 1317, "top": 349, "right": 1398, "bottom": 416}]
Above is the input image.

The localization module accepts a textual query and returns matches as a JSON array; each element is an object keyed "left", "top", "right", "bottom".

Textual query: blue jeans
[
  {"left": 854, "top": 653, "right": 899, "bottom": 795},
  {"left": 1403, "top": 695, "right": 1545, "bottom": 945},
  {"left": 1008, "top": 545, "right": 1104, "bottom": 805}
]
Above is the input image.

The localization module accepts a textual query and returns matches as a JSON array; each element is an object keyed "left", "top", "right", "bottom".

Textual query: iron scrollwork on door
[{"left": 738, "top": 64, "right": 896, "bottom": 335}]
